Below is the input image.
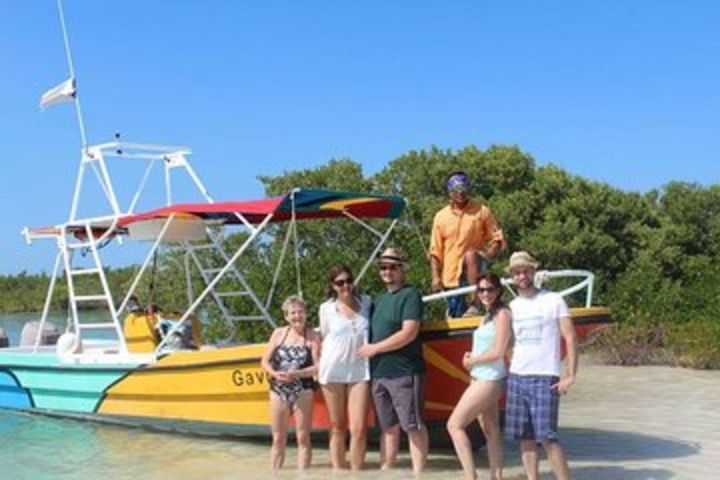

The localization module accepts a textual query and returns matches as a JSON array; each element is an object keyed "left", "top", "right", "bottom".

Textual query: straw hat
[
  {"left": 377, "top": 247, "right": 408, "bottom": 266},
  {"left": 506, "top": 251, "right": 540, "bottom": 273}
]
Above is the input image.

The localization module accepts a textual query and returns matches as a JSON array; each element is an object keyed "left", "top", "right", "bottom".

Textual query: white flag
[{"left": 39, "top": 77, "right": 76, "bottom": 110}]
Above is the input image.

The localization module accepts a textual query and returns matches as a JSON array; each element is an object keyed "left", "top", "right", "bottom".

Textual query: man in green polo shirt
[{"left": 358, "top": 247, "right": 428, "bottom": 474}]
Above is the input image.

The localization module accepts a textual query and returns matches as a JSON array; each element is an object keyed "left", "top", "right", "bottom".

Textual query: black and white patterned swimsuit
[{"left": 270, "top": 327, "right": 315, "bottom": 407}]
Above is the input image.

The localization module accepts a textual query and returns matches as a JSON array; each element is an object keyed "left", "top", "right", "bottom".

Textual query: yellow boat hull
[{"left": 90, "top": 306, "right": 611, "bottom": 435}]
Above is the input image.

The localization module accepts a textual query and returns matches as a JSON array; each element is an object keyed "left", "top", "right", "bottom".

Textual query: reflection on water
[
  {"left": 0, "top": 410, "right": 266, "bottom": 480},
  {"left": 0, "top": 410, "right": 457, "bottom": 480},
  {"left": 0, "top": 314, "right": 715, "bottom": 479},
  {"left": 0, "top": 408, "right": 704, "bottom": 480}
]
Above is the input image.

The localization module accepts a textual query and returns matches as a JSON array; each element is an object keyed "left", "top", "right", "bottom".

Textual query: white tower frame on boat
[
  {"left": 23, "top": 140, "right": 403, "bottom": 359},
  {"left": 24, "top": 142, "right": 215, "bottom": 355}
]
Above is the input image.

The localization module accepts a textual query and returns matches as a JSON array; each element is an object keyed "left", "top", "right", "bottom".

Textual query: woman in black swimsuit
[{"left": 261, "top": 295, "right": 321, "bottom": 471}]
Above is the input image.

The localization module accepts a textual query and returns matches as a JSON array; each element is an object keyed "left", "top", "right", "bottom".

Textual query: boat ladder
[
  {"left": 184, "top": 228, "right": 276, "bottom": 340},
  {"left": 60, "top": 224, "right": 127, "bottom": 352}
]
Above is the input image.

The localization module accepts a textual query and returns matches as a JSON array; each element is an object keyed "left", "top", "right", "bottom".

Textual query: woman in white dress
[{"left": 318, "top": 265, "right": 372, "bottom": 470}]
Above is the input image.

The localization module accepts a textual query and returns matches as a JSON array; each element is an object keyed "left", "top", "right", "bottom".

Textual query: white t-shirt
[
  {"left": 318, "top": 295, "right": 371, "bottom": 384},
  {"left": 509, "top": 290, "right": 570, "bottom": 376}
]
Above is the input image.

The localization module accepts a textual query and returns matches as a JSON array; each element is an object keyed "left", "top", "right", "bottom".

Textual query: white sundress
[{"left": 317, "top": 294, "right": 371, "bottom": 384}]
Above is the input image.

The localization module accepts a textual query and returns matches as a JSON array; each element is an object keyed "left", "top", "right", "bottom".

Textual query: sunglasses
[
  {"left": 378, "top": 264, "right": 399, "bottom": 271},
  {"left": 477, "top": 287, "right": 498, "bottom": 293},
  {"left": 333, "top": 278, "right": 353, "bottom": 287}
]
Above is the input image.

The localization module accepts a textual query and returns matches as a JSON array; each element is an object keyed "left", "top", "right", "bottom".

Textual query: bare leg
[
  {"left": 520, "top": 440, "right": 539, "bottom": 480},
  {"left": 347, "top": 381, "right": 370, "bottom": 470},
  {"left": 294, "top": 390, "right": 315, "bottom": 470},
  {"left": 408, "top": 424, "right": 429, "bottom": 475},
  {"left": 269, "top": 392, "right": 290, "bottom": 470},
  {"left": 321, "top": 383, "right": 349, "bottom": 470},
  {"left": 479, "top": 399, "right": 504, "bottom": 480},
  {"left": 544, "top": 441, "right": 571, "bottom": 480},
  {"left": 380, "top": 424, "right": 400, "bottom": 470},
  {"left": 447, "top": 380, "right": 499, "bottom": 480}
]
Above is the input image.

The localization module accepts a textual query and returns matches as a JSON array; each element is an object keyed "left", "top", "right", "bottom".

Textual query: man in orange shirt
[{"left": 429, "top": 171, "right": 506, "bottom": 317}]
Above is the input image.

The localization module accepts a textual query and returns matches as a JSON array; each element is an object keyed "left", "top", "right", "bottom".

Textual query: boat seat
[{"left": 123, "top": 312, "right": 202, "bottom": 353}]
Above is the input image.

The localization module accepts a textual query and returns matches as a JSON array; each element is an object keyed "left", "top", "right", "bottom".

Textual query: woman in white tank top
[
  {"left": 447, "top": 272, "right": 511, "bottom": 480},
  {"left": 318, "top": 265, "right": 371, "bottom": 471}
]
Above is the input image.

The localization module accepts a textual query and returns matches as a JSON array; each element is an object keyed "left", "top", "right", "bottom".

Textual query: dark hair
[
  {"left": 325, "top": 264, "right": 354, "bottom": 299},
  {"left": 476, "top": 272, "right": 504, "bottom": 312}
]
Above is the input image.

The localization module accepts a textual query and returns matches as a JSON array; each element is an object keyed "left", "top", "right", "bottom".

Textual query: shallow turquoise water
[
  {"left": 0, "top": 408, "right": 450, "bottom": 480},
  {"left": 0, "top": 314, "right": 458, "bottom": 479}
]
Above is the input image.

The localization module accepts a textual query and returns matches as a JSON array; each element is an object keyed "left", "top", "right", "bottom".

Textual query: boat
[
  {"left": 0, "top": 139, "right": 611, "bottom": 437},
  {"left": 0, "top": 1, "right": 611, "bottom": 440}
]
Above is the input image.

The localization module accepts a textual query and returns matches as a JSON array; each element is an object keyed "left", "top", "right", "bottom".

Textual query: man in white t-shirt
[{"left": 505, "top": 251, "right": 577, "bottom": 480}]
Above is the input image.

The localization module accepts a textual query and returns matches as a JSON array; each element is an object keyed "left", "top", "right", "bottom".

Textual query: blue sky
[{"left": 1, "top": 1, "right": 719, "bottom": 274}]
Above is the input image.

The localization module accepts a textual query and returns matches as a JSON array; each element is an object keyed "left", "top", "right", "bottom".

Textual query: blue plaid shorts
[{"left": 505, "top": 374, "right": 561, "bottom": 442}]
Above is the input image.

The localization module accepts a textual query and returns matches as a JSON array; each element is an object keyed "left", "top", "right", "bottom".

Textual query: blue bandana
[{"left": 447, "top": 172, "right": 471, "bottom": 192}]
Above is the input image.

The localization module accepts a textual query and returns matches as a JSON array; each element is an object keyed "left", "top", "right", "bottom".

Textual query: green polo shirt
[{"left": 369, "top": 284, "right": 425, "bottom": 378}]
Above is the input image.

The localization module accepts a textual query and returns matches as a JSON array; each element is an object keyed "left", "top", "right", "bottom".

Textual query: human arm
[
  {"left": 481, "top": 208, "right": 506, "bottom": 261},
  {"left": 318, "top": 302, "right": 329, "bottom": 338},
  {"left": 462, "top": 308, "right": 512, "bottom": 369},
  {"left": 429, "top": 215, "right": 445, "bottom": 292},
  {"left": 430, "top": 256, "right": 444, "bottom": 292},
  {"left": 552, "top": 315, "right": 577, "bottom": 394},
  {"left": 357, "top": 319, "right": 421, "bottom": 358},
  {"left": 260, "top": 328, "right": 292, "bottom": 383}
]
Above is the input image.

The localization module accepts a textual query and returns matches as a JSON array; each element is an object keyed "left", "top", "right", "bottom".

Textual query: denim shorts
[{"left": 504, "top": 373, "right": 561, "bottom": 442}]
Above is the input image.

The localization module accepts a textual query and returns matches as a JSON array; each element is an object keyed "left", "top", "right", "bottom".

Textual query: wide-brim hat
[
  {"left": 506, "top": 251, "right": 540, "bottom": 273},
  {"left": 376, "top": 247, "right": 407, "bottom": 266}
]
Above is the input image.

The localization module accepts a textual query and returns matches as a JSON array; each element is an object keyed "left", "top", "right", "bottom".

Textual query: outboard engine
[
  {"left": 0, "top": 327, "right": 8, "bottom": 348},
  {"left": 19, "top": 321, "right": 60, "bottom": 347}
]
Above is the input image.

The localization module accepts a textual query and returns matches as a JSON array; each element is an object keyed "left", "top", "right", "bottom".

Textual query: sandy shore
[
  {"left": 256, "top": 356, "right": 719, "bottom": 479},
  {"left": 471, "top": 356, "right": 719, "bottom": 480},
  {"left": 1, "top": 353, "right": 716, "bottom": 479}
]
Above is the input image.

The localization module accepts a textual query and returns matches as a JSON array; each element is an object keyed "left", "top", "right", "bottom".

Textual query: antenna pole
[{"left": 57, "top": 0, "right": 89, "bottom": 149}]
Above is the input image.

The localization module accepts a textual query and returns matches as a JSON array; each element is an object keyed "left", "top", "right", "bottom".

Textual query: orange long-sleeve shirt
[{"left": 429, "top": 200, "right": 506, "bottom": 287}]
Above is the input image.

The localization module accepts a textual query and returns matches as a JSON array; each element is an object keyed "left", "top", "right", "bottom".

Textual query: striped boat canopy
[
  {"left": 27, "top": 189, "right": 407, "bottom": 239},
  {"left": 118, "top": 189, "right": 406, "bottom": 227}
]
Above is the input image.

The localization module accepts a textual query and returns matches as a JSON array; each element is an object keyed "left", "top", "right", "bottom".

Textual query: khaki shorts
[{"left": 371, "top": 374, "right": 425, "bottom": 432}]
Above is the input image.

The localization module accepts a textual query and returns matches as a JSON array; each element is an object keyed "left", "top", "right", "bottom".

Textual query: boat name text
[{"left": 232, "top": 369, "right": 269, "bottom": 387}]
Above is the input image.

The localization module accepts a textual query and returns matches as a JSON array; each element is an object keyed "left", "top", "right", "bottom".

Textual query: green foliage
[
  {"left": 666, "top": 317, "right": 720, "bottom": 369},
  {"left": 591, "top": 317, "right": 672, "bottom": 366},
  {"left": 3, "top": 145, "right": 719, "bottom": 368}
]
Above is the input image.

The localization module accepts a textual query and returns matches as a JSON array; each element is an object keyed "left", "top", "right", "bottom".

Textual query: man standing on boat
[
  {"left": 429, "top": 171, "right": 506, "bottom": 317},
  {"left": 358, "top": 247, "right": 428, "bottom": 474},
  {"left": 505, "top": 251, "right": 577, "bottom": 480}
]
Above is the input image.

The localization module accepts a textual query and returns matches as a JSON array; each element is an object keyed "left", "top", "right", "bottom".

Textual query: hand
[
  {"left": 462, "top": 352, "right": 475, "bottom": 370},
  {"left": 431, "top": 277, "right": 443, "bottom": 293},
  {"left": 357, "top": 343, "right": 379, "bottom": 359},
  {"left": 273, "top": 371, "right": 293, "bottom": 384},
  {"left": 551, "top": 376, "right": 575, "bottom": 395}
]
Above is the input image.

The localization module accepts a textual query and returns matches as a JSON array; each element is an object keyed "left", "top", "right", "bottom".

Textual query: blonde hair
[{"left": 281, "top": 295, "right": 307, "bottom": 315}]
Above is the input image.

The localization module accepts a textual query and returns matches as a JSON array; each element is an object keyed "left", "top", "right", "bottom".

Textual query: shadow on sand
[
  {"left": 482, "top": 426, "right": 699, "bottom": 480},
  {"left": 559, "top": 426, "right": 699, "bottom": 462}
]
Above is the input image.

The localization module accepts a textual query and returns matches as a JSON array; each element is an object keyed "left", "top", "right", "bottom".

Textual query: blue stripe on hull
[
  {"left": 14, "top": 368, "right": 130, "bottom": 413},
  {"left": 0, "top": 352, "right": 137, "bottom": 414},
  {"left": 0, "top": 370, "right": 33, "bottom": 409}
]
